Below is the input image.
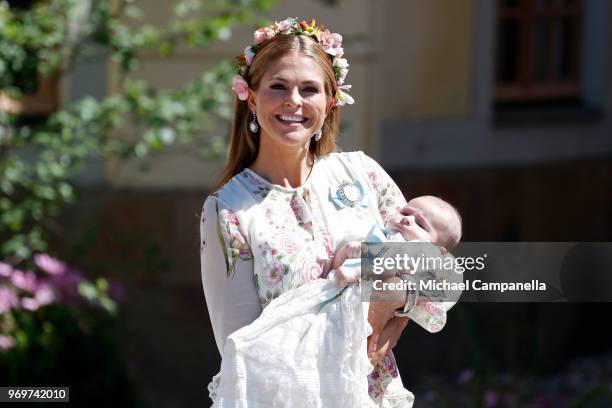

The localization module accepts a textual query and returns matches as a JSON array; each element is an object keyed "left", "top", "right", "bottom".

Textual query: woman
[{"left": 200, "top": 18, "right": 455, "bottom": 406}]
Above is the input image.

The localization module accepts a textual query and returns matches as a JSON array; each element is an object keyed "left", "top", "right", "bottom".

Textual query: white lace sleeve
[{"left": 200, "top": 196, "right": 262, "bottom": 354}]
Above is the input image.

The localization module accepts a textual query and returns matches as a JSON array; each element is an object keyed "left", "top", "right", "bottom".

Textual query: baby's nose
[{"left": 401, "top": 216, "right": 415, "bottom": 225}]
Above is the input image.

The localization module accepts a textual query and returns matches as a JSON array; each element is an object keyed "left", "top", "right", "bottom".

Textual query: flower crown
[{"left": 231, "top": 17, "right": 354, "bottom": 106}]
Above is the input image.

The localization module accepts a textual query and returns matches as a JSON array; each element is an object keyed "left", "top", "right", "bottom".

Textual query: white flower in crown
[
  {"left": 336, "top": 85, "right": 354, "bottom": 106},
  {"left": 333, "top": 58, "right": 349, "bottom": 85}
]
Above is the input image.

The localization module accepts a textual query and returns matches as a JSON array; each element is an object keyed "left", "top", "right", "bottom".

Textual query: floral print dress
[{"left": 200, "top": 151, "right": 451, "bottom": 407}]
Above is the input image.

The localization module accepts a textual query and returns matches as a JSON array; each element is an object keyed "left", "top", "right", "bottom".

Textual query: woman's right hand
[{"left": 369, "top": 316, "right": 410, "bottom": 365}]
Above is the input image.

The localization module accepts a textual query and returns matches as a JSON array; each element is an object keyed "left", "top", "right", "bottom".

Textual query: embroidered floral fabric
[{"left": 200, "top": 151, "right": 453, "bottom": 406}]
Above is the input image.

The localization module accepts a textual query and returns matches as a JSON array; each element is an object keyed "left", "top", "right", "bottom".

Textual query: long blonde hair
[{"left": 215, "top": 34, "right": 341, "bottom": 189}]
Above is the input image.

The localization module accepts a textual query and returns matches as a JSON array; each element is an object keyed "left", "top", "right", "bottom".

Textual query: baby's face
[{"left": 392, "top": 198, "right": 450, "bottom": 246}]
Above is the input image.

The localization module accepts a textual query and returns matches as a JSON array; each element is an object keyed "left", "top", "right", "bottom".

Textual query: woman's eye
[
  {"left": 304, "top": 87, "right": 319, "bottom": 93},
  {"left": 270, "top": 84, "right": 285, "bottom": 90}
]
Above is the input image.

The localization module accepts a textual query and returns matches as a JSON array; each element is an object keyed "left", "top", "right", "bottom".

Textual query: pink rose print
[
  {"left": 226, "top": 211, "right": 239, "bottom": 226},
  {"left": 281, "top": 233, "right": 298, "bottom": 254},
  {"left": 382, "top": 353, "right": 399, "bottom": 378},
  {"left": 264, "top": 260, "right": 284, "bottom": 287},
  {"left": 425, "top": 301, "right": 444, "bottom": 316},
  {"left": 368, "top": 170, "right": 383, "bottom": 190},
  {"left": 300, "top": 260, "right": 323, "bottom": 283},
  {"left": 289, "top": 196, "right": 303, "bottom": 218},
  {"left": 428, "top": 323, "right": 443, "bottom": 333}
]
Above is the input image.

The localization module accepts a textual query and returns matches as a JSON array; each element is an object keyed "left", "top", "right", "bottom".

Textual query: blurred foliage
[
  {"left": 0, "top": 0, "right": 277, "bottom": 262},
  {"left": 0, "top": 304, "right": 144, "bottom": 405}
]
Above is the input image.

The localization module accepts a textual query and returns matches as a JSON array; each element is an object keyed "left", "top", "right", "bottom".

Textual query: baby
[{"left": 330, "top": 195, "right": 462, "bottom": 286}]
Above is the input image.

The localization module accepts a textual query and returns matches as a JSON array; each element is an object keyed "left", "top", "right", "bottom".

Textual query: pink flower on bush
[
  {"left": 264, "top": 261, "right": 284, "bottom": 287},
  {"left": 21, "top": 297, "right": 39, "bottom": 311},
  {"left": 483, "top": 389, "right": 499, "bottom": 407},
  {"left": 0, "top": 262, "right": 12, "bottom": 277},
  {"left": 11, "top": 270, "right": 38, "bottom": 293},
  {"left": 34, "top": 283, "right": 55, "bottom": 306},
  {"left": 0, "top": 335, "right": 15, "bottom": 351},
  {"left": 300, "top": 260, "right": 322, "bottom": 283},
  {"left": 0, "top": 287, "right": 18, "bottom": 314},
  {"left": 232, "top": 75, "right": 249, "bottom": 101},
  {"left": 34, "top": 253, "right": 67, "bottom": 275}
]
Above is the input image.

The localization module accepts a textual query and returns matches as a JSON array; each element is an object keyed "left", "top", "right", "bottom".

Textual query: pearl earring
[
  {"left": 249, "top": 112, "right": 259, "bottom": 133},
  {"left": 313, "top": 129, "right": 322, "bottom": 142}
]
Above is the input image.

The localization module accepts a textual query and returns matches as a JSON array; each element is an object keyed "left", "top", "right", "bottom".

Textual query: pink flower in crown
[
  {"left": 232, "top": 75, "right": 249, "bottom": 101},
  {"left": 276, "top": 18, "right": 294, "bottom": 33},
  {"left": 253, "top": 26, "right": 276, "bottom": 44},
  {"left": 264, "top": 260, "right": 284, "bottom": 287},
  {"left": 320, "top": 30, "right": 343, "bottom": 57},
  {"left": 244, "top": 46, "right": 256, "bottom": 65},
  {"left": 300, "top": 260, "right": 323, "bottom": 283}
]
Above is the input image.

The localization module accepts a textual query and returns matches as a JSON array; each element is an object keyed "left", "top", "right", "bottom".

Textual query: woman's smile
[{"left": 275, "top": 114, "right": 308, "bottom": 126}]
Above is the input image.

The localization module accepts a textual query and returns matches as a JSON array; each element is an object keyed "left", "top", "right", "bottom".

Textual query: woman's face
[{"left": 248, "top": 52, "right": 331, "bottom": 150}]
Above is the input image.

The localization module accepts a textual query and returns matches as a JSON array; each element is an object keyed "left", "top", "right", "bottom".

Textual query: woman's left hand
[{"left": 368, "top": 316, "right": 409, "bottom": 365}]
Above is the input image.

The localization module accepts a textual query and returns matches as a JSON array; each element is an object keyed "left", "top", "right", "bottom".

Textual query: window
[{"left": 495, "top": 0, "right": 583, "bottom": 103}]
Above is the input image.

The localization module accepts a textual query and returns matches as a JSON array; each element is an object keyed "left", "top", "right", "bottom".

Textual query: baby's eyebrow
[{"left": 400, "top": 206, "right": 419, "bottom": 215}]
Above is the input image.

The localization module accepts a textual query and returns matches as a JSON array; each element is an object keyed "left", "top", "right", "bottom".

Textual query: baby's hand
[
  {"left": 386, "top": 214, "right": 410, "bottom": 234},
  {"left": 335, "top": 264, "right": 361, "bottom": 287}
]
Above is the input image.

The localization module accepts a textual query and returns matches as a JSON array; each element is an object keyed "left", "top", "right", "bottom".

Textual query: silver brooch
[{"left": 332, "top": 181, "right": 364, "bottom": 208}]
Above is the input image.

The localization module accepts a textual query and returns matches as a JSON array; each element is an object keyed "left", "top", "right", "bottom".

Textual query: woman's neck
[{"left": 250, "top": 145, "right": 314, "bottom": 188}]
